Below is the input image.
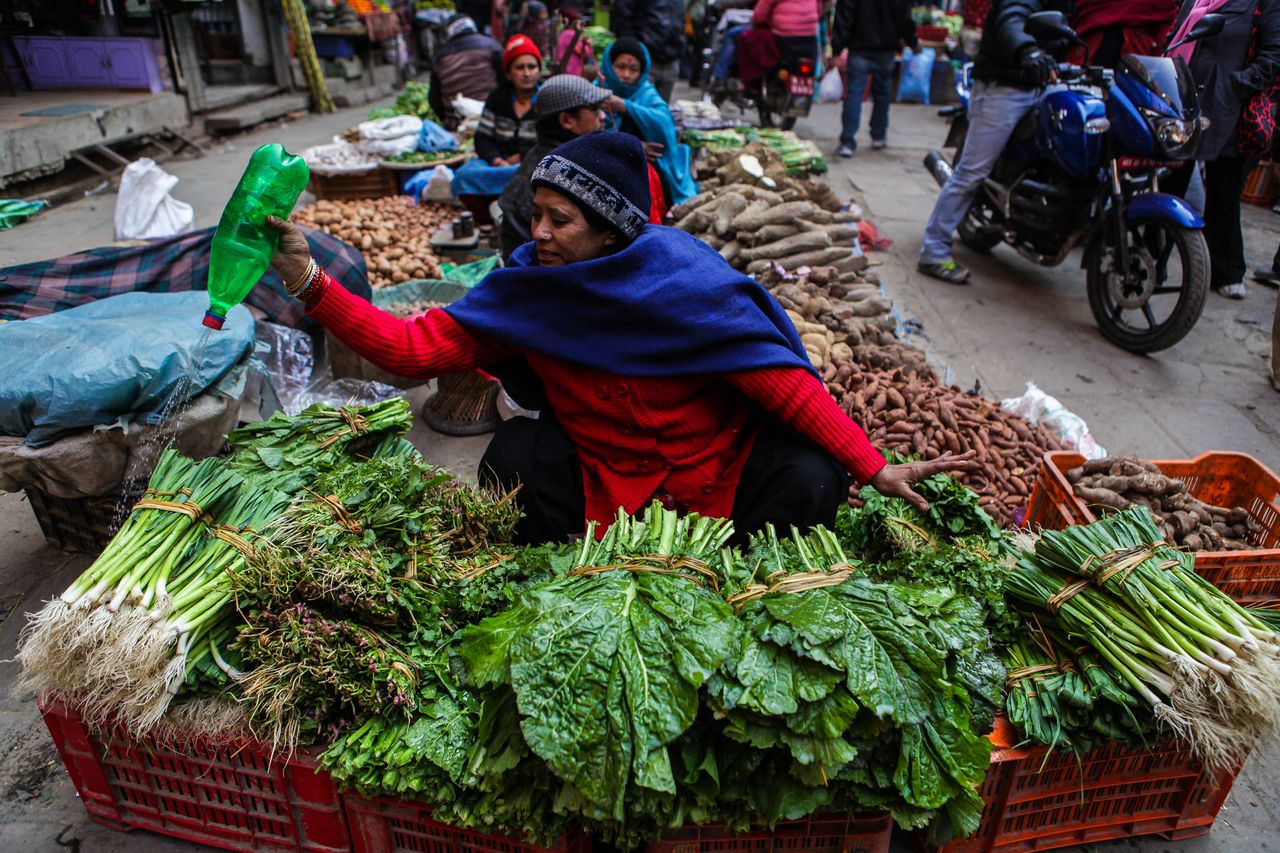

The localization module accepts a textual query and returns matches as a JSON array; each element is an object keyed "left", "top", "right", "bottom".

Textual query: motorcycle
[
  {"left": 923, "top": 11, "right": 1224, "bottom": 353},
  {"left": 698, "top": 0, "right": 815, "bottom": 130}
]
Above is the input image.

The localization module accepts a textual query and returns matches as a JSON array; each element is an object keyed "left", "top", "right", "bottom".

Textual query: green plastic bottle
[{"left": 204, "top": 144, "right": 310, "bottom": 329}]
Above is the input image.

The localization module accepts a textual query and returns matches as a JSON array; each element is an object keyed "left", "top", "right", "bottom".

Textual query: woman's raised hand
[
  {"left": 265, "top": 215, "right": 312, "bottom": 290},
  {"left": 862, "top": 451, "right": 979, "bottom": 512}
]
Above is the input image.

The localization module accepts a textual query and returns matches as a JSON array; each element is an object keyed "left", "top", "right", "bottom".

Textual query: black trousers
[
  {"left": 478, "top": 415, "right": 848, "bottom": 546},
  {"left": 1164, "top": 157, "right": 1251, "bottom": 288}
]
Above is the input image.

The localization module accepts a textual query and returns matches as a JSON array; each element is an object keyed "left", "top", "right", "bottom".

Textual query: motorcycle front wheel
[{"left": 1086, "top": 217, "right": 1209, "bottom": 353}]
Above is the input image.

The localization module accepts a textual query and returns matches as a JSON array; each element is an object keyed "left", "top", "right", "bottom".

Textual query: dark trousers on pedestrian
[
  {"left": 1165, "top": 157, "right": 1251, "bottom": 288},
  {"left": 478, "top": 414, "right": 848, "bottom": 546},
  {"left": 840, "top": 51, "right": 896, "bottom": 149}
]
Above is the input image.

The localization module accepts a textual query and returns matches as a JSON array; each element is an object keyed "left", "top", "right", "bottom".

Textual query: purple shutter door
[
  {"left": 104, "top": 40, "right": 160, "bottom": 91},
  {"left": 17, "top": 37, "right": 72, "bottom": 89},
  {"left": 66, "top": 39, "right": 112, "bottom": 86}
]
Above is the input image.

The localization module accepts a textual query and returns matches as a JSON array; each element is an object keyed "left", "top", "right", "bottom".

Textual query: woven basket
[
  {"left": 422, "top": 371, "right": 501, "bottom": 436},
  {"left": 25, "top": 484, "right": 146, "bottom": 554}
]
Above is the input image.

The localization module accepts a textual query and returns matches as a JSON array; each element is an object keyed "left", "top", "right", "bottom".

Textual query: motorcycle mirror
[
  {"left": 1187, "top": 13, "right": 1226, "bottom": 42},
  {"left": 1024, "top": 11, "right": 1078, "bottom": 44}
]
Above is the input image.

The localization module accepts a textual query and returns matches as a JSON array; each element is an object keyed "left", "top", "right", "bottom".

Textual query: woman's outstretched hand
[
  {"left": 862, "top": 451, "right": 979, "bottom": 512},
  {"left": 265, "top": 215, "right": 312, "bottom": 289}
]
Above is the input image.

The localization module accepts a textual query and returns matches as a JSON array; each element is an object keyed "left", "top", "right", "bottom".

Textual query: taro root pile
[
  {"left": 1065, "top": 457, "right": 1262, "bottom": 551},
  {"left": 673, "top": 148, "right": 863, "bottom": 276},
  {"left": 826, "top": 364, "right": 1064, "bottom": 524},
  {"left": 293, "top": 197, "right": 452, "bottom": 287}
]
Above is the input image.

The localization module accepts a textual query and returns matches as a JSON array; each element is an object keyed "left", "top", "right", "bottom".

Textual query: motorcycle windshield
[{"left": 1118, "top": 55, "right": 1197, "bottom": 119}]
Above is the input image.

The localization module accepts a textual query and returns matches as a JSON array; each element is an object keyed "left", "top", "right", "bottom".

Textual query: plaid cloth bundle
[{"left": 0, "top": 225, "right": 370, "bottom": 329}]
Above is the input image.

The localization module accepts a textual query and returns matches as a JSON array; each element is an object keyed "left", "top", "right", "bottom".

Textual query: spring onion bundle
[
  {"left": 16, "top": 450, "right": 251, "bottom": 730},
  {"left": 1007, "top": 507, "right": 1280, "bottom": 770}
]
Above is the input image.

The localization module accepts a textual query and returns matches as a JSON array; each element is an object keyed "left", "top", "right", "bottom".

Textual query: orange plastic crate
[
  {"left": 646, "top": 812, "right": 892, "bottom": 853},
  {"left": 1025, "top": 451, "right": 1280, "bottom": 604},
  {"left": 39, "top": 695, "right": 351, "bottom": 852},
  {"left": 344, "top": 794, "right": 591, "bottom": 853},
  {"left": 922, "top": 718, "right": 1243, "bottom": 853}
]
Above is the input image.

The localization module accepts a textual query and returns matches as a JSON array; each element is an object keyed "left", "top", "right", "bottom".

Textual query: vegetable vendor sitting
[
  {"left": 266, "top": 133, "right": 973, "bottom": 545},
  {"left": 599, "top": 38, "right": 700, "bottom": 208},
  {"left": 452, "top": 34, "right": 543, "bottom": 222}
]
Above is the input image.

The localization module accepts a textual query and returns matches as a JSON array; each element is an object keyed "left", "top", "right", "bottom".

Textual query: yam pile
[
  {"left": 294, "top": 197, "right": 451, "bottom": 287},
  {"left": 1065, "top": 457, "right": 1262, "bottom": 551}
]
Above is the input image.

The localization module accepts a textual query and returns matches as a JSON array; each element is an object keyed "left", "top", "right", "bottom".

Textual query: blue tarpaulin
[{"left": 0, "top": 291, "right": 255, "bottom": 446}]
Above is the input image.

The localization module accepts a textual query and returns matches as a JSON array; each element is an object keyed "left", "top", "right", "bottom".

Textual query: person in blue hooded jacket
[{"left": 599, "top": 38, "right": 700, "bottom": 206}]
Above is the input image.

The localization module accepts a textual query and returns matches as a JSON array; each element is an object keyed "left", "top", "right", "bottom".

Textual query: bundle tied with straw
[{"left": 1007, "top": 507, "right": 1280, "bottom": 771}]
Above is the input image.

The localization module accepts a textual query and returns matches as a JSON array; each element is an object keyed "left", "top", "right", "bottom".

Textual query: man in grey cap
[{"left": 498, "top": 74, "right": 611, "bottom": 261}]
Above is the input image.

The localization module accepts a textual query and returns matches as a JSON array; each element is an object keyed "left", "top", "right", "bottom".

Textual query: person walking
[
  {"left": 1162, "top": 0, "right": 1280, "bottom": 301},
  {"left": 831, "top": 0, "right": 918, "bottom": 156},
  {"left": 918, "top": 0, "right": 1072, "bottom": 284},
  {"left": 610, "top": 0, "right": 687, "bottom": 100}
]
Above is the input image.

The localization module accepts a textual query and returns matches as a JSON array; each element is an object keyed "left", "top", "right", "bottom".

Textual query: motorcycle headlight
[{"left": 1155, "top": 118, "right": 1193, "bottom": 147}]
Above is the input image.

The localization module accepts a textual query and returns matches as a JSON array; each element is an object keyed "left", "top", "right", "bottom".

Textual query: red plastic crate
[
  {"left": 39, "top": 695, "right": 351, "bottom": 852},
  {"left": 921, "top": 718, "right": 1243, "bottom": 853},
  {"left": 344, "top": 794, "right": 591, "bottom": 853},
  {"left": 647, "top": 812, "right": 892, "bottom": 853},
  {"left": 1025, "top": 450, "right": 1280, "bottom": 604}
]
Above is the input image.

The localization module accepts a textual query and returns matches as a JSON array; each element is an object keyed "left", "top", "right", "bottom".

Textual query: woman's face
[
  {"left": 611, "top": 53, "right": 643, "bottom": 86},
  {"left": 508, "top": 54, "right": 541, "bottom": 92},
  {"left": 530, "top": 187, "right": 616, "bottom": 266}
]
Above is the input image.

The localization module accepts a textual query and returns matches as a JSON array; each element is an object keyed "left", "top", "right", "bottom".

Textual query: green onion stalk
[{"left": 1009, "top": 508, "right": 1280, "bottom": 770}]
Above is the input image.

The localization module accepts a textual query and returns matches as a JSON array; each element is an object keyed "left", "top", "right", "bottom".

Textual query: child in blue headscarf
[{"left": 599, "top": 38, "right": 700, "bottom": 206}]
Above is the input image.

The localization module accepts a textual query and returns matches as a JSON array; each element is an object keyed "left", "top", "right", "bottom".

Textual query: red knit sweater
[{"left": 308, "top": 273, "right": 887, "bottom": 527}]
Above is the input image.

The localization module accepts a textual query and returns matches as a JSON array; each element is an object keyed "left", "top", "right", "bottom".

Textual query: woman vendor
[
  {"left": 474, "top": 34, "right": 542, "bottom": 166},
  {"left": 266, "top": 133, "right": 972, "bottom": 544},
  {"left": 453, "top": 34, "right": 543, "bottom": 219},
  {"left": 599, "top": 38, "right": 701, "bottom": 206}
]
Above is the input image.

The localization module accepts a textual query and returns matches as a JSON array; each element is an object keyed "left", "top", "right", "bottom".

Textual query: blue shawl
[
  {"left": 443, "top": 225, "right": 816, "bottom": 378},
  {"left": 599, "top": 42, "right": 701, "bottom": 206}
]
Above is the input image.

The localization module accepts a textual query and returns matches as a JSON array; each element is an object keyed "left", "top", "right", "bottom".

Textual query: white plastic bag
[
  {"left": 425, "top": 164, "right": 455, "bottom": 203},
  {"left": 1000, "top": 382, "right": 1106, "bottom": 459},
  {"left": 818, "top": 69, "right": 844, "bottom": 103},
  {"left": 356, "top": 134, "right": 420, "bottom": 159},
  {"left": 451, "top": 93, "right": 485, "bottom": 119},
  {"left": 357, "top": 115, "right": 423, "bottom": 140},
  {"left": 113, "top": 158, "right": 195, "bottom": 241}
]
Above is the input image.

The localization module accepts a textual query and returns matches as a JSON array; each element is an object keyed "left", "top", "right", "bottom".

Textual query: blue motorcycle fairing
[
  {"left": 1116, "top": 55, "right": 1197, "bottom": 120},
  {"left": 1107, "top": 82, "right": 1156, "bottom": 158},
  {"left": 1126, "top": 192, "right": 1204, "bottom": 229},
  {"left": 1036, "top": 88, "right": 1107, "bottom": 182}
]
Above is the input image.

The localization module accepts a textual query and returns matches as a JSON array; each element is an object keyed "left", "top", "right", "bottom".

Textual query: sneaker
[
  {"left": 1253, "top": 266, "right": 1280, "bottom": 286},
  {"left": 871, "top": 138, "right": 887, "bottom": 150},
  {"left": 836, "top": 144, "right": 855, "bottom": 158},
  {"left": 918, "top": 258, "right": 970, "bottom": 284},
  {"left": 1214, "top": 282, "right": 1246, "bottom": 300}
]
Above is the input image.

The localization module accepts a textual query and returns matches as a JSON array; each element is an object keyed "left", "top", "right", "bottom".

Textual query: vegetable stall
[{"left": 17, "top": 110, "right": 1280, "bottom": 853}]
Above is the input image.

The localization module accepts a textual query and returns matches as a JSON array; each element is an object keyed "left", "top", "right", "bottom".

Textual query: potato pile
[
  {"left": 1065, "top": 457, "right": 1262, "bottom": 551},
  {"left": 383, "top": 298, "right": 446, "bottom": 318},
  {"left": 293, "top": 197, "right": 453, "bottom": 287}
]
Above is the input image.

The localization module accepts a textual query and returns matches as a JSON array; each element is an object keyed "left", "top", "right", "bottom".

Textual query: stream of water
[{"left": 110, "top": 326, "right": 215, "bottom": 529}]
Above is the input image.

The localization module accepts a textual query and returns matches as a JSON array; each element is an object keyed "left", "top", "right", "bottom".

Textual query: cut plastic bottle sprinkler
[{"left": 205, "top": 144, "right": 310, "bottom": 329}]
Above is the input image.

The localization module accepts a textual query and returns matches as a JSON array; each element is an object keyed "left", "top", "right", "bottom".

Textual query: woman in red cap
[{"left": 475, "top": 34, "right": 544, "bottom": 167}]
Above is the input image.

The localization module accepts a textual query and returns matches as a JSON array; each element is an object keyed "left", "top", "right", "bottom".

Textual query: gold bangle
[{"left": 286, "top": 258, "right": 317, "bottom": 297}]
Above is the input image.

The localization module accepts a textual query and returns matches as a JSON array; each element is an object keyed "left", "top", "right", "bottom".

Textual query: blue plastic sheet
[
  {"left": 418, "top": 119, "right": 458, "bottom": 152},
  {"left": 0, "top": 291, "right": 255, "bottom": 446}
]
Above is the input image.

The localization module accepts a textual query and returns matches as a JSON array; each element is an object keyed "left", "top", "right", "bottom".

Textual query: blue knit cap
[{"left": 531, "top": 132, "right": 651, "bottom": 240}]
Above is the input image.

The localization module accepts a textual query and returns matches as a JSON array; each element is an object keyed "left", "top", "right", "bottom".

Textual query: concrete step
[
  {"left": 204, "top": 93, "right": 311, "bottom": 131},
  {"left": 199, "top": 83, "right": 280, "bottom": 113}
]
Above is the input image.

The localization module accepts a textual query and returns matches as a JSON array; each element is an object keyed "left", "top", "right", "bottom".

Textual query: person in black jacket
[
  {"left": 1163, "top": 0, "right": 1280, "bottom": 300},
  {"left": 831, "top": 0, "right": 918, "bottom": 155},
  {"left": 610, "top": 0, "right": 686, "bottom": 100},
  {"left": 919, "top": 0, "right": 1071, "bottom": 284}
]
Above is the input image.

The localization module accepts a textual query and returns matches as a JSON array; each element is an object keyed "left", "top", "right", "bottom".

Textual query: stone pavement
[{"left": 0, "top": 88, "right": 1277, "bottom": 852}]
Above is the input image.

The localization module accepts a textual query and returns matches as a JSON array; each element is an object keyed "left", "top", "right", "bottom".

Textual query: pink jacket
[{"left": 752, "top": 0, "right": 821, "bottom": 38}]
